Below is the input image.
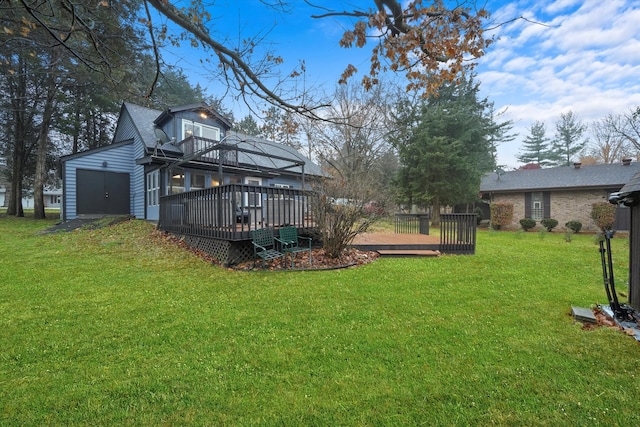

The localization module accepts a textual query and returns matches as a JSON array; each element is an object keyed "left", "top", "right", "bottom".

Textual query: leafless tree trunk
[
  {"left": 33, "top": 50, "right": 60, "bottom": 219},
  {"left": 6, "top": 56, "right": 28, "bottom": 217}
]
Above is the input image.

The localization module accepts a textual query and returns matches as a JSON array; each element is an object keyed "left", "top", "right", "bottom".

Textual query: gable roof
[
  {"left": 121, "top": 102, "right": 176, "bottom": 152},
  {"left": 121, "top": 102, "right": 326, "bottom": 178},
  {"left": 60, "top": 139, "right": 134, "bottom": 162},
  {"left": 480, "top": 162, "right": 640, "bottom": 193},
  {"left": 154, "top": 102, "right": 233, "bottom": 129}
]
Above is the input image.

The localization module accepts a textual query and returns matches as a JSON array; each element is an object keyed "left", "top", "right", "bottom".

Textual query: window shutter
[
  {"left": 524, "top": 192, "right": 531, "bottom": 218},
  {"left": 543, "top": 192, "right": 551, "bottom": 218}
]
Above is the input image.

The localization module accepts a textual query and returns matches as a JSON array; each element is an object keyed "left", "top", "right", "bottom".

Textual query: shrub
[
  {"left": 590, "top": 202, "right": 616, "bottom": 232},
  {"left": 490, "top": 202, "right": 514, "bottom": 230},
  {"left": 540, "top": 218, "right": 559, "bottom": 232},
  {"left": 565, "top": 220, "right": 582, "bottom": 233},
  {"left": 519, "top": 218, "right": 536, "bottom": 231},
  {"left": 309, "top": 178, "right": 377, "bottom": 258}
]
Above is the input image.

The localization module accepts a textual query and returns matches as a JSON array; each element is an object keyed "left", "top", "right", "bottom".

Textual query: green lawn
[{"left": 1, "top": 215, "right": 639, "bottom": 426}]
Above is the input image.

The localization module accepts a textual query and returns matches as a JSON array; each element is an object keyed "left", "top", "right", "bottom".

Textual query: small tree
[
  {"left": 309, "top": 178, "right": 378, "bottom": 258},
  {"left": 590, "top": 202, "right": 616, "bottom": 232},
  {"left": 490, "top": 202, "right": 514, "bottom": 230}
]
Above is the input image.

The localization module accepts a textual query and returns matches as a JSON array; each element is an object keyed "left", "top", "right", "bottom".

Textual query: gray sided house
[
  {"left": 480, "top": 161, "right": 640, "bottom": 231},
  {"left": 60, "top": 102, "right": 325, "bottom": 223}
]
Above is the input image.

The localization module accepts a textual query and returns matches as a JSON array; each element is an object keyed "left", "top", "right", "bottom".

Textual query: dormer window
[{"left": 182, "top": 121, "right": 220, "bottom": 141}]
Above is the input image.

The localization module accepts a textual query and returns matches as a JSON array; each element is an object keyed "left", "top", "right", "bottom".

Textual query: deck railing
[
  {"left": 439, "top": 213, "right": 477, "bottom": 254},
  {"left": 176, "top": 136, "right": 239, "bottom": 165},
  {"left": 394, "top": 213, "right": 430, "bottom": 235},
  {"left": 158, "top": 184, "right": 312, "bottom": 241}
]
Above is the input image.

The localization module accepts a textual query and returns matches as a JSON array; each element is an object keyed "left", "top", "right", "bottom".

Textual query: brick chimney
[
  {"left": 622, "top": 157, "right": 632, "bottom": 166},
  {"left": 573, "top": 162, "right": 582, "bottom": 169}
]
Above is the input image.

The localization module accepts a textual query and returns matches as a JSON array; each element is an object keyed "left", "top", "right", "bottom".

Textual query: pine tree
[
  {"left": 393, "top": 75, "right": 508, "bottom": 225},
  {"left": 234, "top": 115, "right": 260, "bottom": 136},
  {"left": 550, "top": 111, "right": 587, "bottom": 166},
  {"left": 517, "top": 121, "right": 553, "bottom": 166}
]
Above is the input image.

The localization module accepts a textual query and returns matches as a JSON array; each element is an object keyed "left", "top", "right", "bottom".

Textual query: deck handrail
[
  {"left": 440, "top": 213, "right": 477, "bottom": 254},
  {"left": 395, "top": 213, "right": 430, "bottom": 235},
  {"left": 158, "top": 184, "right": 312, "bottom": 241}
]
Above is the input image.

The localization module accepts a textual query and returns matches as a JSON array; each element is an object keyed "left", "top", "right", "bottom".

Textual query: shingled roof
[
  {"left": 620, "top": 171, "right": 640, "bottom": 195},
  {"left": 122, "top": 102, "right": 326, "bottom": 178},
  {"left": 480, "top": 162, "right": 640, "bottom": 193}
]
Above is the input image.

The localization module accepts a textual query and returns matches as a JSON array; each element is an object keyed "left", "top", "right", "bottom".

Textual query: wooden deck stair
[
  {"left": 376, "top": 249, "right": 440, "bottom": 257},
  {"left": 351, "top": 233, "right": 441, "bottom": 258}
]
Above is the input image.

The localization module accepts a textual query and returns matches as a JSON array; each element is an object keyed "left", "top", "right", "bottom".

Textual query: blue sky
[{"left": 164, "top": 0, "right": 640, "bottom": 169}]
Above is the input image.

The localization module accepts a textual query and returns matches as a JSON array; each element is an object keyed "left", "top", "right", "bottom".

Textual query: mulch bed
[
  {"left": 151, "top": 229, "right": 380, "bottom": 271},
  {"left": 232, "top": 247, "right": 380, "bottom": 271}
]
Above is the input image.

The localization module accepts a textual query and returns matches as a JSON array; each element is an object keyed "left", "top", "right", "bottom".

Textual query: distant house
[
  {"left": 479, "top": 160, "right": 640, "bottom": 231},
  {"left": 60, "top": 102, "right": 325, "bottom": 222},
  {"left": 0, "top": 159, "right": 61, "bottom": 209},
  {"left": 22, "top": 187, "right": 63, "bottom": 209}
]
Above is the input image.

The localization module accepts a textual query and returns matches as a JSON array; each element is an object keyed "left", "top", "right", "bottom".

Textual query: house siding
[
  {"left": 63, "top": 142, "right": 135, "bottom": 220},
  {"left": 132, "top": 137, "right": 146, "bottom": 218},
  {"left": 493, "top": 188, "right": 612, "bottom": 231},
  {"left": 113, "top": 109, "right": 139, "bottom": 142},
  {"left": 62, "top": 102, "right": 325, "bottom": 222}
]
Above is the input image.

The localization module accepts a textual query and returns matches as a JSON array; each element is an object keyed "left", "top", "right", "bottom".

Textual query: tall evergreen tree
[
  {"left": 392, "top": 75, "right": 508, "bottom": 225},
  {"left": 1, "top": 0, "right": 146, "bottom": 218},
  {"left": 550, "top": 111, "right": 587, "bottom": 166},
  {"left": 517, "top": 121, "right": 553, "bottom": 166},
  {"left": 234, "top": 115, "right": 261, "bottom": 136}
]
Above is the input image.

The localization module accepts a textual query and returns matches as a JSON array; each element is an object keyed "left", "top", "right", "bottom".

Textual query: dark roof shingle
[{"left": 480, "top": 163, "right": 640, "bottom": 192}]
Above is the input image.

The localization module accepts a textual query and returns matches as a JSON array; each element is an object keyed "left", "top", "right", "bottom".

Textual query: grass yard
[{"left": 1, "top": 215, "right": 639, "bottom": 426}]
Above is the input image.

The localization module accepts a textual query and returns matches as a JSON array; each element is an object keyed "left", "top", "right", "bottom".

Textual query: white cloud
[
  {"left": 478, "top": 0, "right": 640, "bottom": 168},
  {"left": 544, "top": 0, "right": 583, "bottom": 14}
]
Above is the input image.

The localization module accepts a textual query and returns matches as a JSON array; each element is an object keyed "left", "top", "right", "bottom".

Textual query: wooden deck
[{"left": 351, "top": 233, "right": 441, "bottom": 257}]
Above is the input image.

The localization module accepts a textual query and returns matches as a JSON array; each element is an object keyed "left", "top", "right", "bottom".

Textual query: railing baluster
[
  {"left": 439, "top": 213, "right": 476, "bottom": 255},
  {"left": 159, "top": 183, "right": 312, "bottom": 241}
]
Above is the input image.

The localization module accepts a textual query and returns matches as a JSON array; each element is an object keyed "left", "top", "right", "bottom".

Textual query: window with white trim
[
  {"left": 531, "top": 192, "right": 544, "bottom": 220},
  {"left": 182, "top": 122, "right": 220, "bottom": 141},
  {"left": 146, "top": 169, "right": 160, "bottom": 206},
  {"left": 245, "top": 177, "right": 262, "bottom": 207}
]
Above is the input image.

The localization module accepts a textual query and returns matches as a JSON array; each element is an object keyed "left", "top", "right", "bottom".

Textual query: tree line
[{"left": 517, "top": 108, "right": 640, "bottom": 168}]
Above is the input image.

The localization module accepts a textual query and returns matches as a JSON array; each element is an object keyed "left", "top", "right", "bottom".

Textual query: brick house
[{"left": 479, "top": 160, "right": 640, "bottom": 231}]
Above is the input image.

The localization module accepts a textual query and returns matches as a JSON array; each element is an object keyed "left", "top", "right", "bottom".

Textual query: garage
[{"left": 76, "top": 169, "right": 130, "bottom": 215}]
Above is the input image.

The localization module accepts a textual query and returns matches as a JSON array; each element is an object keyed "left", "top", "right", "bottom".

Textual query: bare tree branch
[{"left": 145, "top": 0, "right": 328, "bottom": 117}]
